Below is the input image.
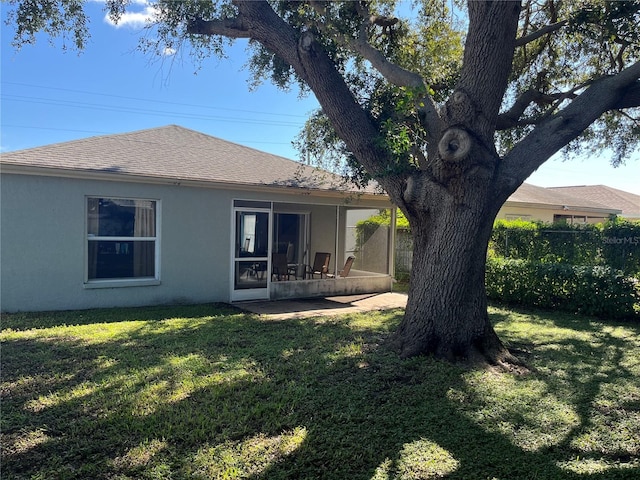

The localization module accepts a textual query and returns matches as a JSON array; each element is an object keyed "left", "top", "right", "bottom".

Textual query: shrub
[
  {"left": 491, "top": 219, "right": 538, "bottom": 260},
  {"left": 490, "top": 219, "right": 602, "bottom": 266},
  {"left": 602, "top": 218, "right": 640, "bottom": 274},
  {"left": 536, "top": 222, "right": 601, "bottom": 265},
  {"left": 486, "top": 258, "right": 640, "bottom": 320},
  {"left": 490, "top": 218, "right": 640, "bottom": 276}
]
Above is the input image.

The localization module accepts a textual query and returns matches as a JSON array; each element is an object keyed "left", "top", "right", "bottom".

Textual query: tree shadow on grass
[
  {"left": 1, "top": 303, "right": 240, "bottom": 330},
  {"left": 254, "top": 331, "right": 639, "bottom": 480},
  {"left": 2, "top": 306, "right": 639, "bottom": 479},
  {"left": 487, "top": 307, "right": 640, "bottom": 477}
]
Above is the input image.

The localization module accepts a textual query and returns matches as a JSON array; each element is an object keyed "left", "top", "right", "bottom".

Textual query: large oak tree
[{"left": 7, "top": 0, "right": 640, "bottom": 365}]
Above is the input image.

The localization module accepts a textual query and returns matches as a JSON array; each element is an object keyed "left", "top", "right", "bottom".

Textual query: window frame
[{"left": 84, "top": 196, "right": 161, "bottom": 288}]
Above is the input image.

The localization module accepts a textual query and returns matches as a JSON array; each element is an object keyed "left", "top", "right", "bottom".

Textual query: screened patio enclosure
[{"left": 231, "top": 199, "right": 395, "bottom": 302}]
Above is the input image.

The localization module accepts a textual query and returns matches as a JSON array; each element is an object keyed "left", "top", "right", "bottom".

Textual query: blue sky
[{"left": 1, "top": 1, "right": 638, "bottom": 194}]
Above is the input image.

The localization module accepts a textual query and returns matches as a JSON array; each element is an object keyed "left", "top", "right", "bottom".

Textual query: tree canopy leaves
[{"left": 6, "top": 1, "right": 638, "bottom": 178}]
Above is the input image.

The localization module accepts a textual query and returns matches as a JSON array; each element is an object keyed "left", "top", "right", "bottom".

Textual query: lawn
[{"left": 1, "top": 303, "right": 639, "bottom": 479}]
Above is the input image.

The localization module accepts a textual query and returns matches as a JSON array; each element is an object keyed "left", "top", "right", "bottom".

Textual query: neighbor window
[
  {"left": 506, "top": 214, "right": 531, "bottom": 221},
  {"left": 87, "top": 197, "right": 159, "bottom": 281}
]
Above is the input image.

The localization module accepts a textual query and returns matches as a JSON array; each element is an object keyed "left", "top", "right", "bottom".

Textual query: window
[
  {"left": 506, "top": 214, "right": 531, "bottom": 221},
  {"left": 87, "top": 197, "right": 159, "bottom": 282},
  {"left": 554, "top": 214, "right": 586, "bottom": 225}
]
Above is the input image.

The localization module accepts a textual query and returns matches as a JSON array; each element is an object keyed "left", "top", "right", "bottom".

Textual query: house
[
  {"left": 548, "top": 185, "right": 640, "bottom": 220},
  {"left": 497, "top": 183, "right": 621, "bottom": 224},
  {"left": 1, "top": 125, "right": 395, "bottom": 313}
]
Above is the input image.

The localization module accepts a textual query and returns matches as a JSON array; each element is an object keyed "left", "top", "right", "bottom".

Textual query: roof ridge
[
  {"left": 545, "top": 184, "right": 640, "bottom": 216},
  {"left": 550, "top": 184, "right": 640, "bottom": 199},
  {"left": 0, "top": 124, "right": 378, "bottom": 195},
  {"left": 0, "top": 125, "right": 192, "bottom": 155},
  {"left": 510, "top": 183, "right": 616, "bottom": 210}
]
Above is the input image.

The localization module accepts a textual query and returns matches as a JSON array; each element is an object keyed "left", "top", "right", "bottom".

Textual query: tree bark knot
[
  {"left": 299, "top": 31, "right": 314, "bottom": 52},
  {"left": 438, "top": 128, "right": 472, "bottom": 162},
  {"left": 402, "top": 175, "right": 420, "bottom": 205},
  {"left": 452, "top": 91, "right": 467, "bottom": 104}
]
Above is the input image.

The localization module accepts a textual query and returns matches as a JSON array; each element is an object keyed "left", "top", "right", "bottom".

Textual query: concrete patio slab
[{"left": 234, "top": 292, "right": 408, "bottom": 320}]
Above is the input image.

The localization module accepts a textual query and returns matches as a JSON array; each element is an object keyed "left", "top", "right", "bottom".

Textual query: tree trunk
[{"left": 395, "top": 180, "right": 513, "bottom": 366}]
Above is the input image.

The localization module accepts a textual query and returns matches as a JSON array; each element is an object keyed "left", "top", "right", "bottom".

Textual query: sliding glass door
[
  {"left": 230, "top": 201, "right": 311, "bottom": 301},
  {"left": 273, "top": 212, "right": 309, "bottom": 279}
]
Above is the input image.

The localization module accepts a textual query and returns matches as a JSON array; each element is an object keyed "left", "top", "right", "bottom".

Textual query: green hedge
[
  {"left": 490, "top": 218, "right": 640, "bottom": 275},
  {"left": 601, "top": 219, "right": 640, "bottom": 274},
  {"left": 486, "top": 258, "right": 640, "bottom": 320}
]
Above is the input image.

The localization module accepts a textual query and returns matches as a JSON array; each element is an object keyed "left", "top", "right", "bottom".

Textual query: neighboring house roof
[
  {"left": 548, "top": 185, "right": 640, "bottom": 219},
  {"left": 506, "top": 183, "right": 621, "bottom": 215},
  {"left": 0, "top": 124, "right": 381, "bottom": 198}
]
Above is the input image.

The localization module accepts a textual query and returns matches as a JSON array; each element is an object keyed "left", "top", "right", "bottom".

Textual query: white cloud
[
  {"left": 104, "top": 3, "right": 157, "bottom": 29},
  {"left": 162, "top": 47, "right": 176, "bottom": 56}
]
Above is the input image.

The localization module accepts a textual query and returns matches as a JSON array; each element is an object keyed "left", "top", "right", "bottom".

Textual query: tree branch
[
  {"left": 451, "top": 1, "right": 521, "bottom": 140},
  {"left": 613, "top": 80, "right": 640, "bottom": 109},
  {"left": 616, "top": 108, "right": 640, "bottom": 130},
  {"left": 496, "top": 87, "right": 579, "bottom": 130},
  {"left": 307, "top": 0, "right": 443, "bottom": 151},
  {"left": 223, "top": 1, "right": 410, "bottom": 199},
  {"left": 498, "top": 60, "right": 640, "bottom": 196},
  {"left": 496, "top": 89, "right": 552, "bottom": 130},
  {"left": 349, "top": 35, "right": 425, "bottom": 90},
  {"left": 515, "top": 20, "right": 568, "bottom": 47},
  {"left": 308, "top": 1, "right": 424, "bottom": 90},
  {"left": 186, "top": 16, "right": 250, "bottom": 39}
]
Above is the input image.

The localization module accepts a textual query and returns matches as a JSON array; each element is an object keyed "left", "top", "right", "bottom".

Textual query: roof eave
[
  {"left": 0, "top": 163, "right": 391, "bottom": 205},
  {"left": 505, "top": 200, "right": 621, "bottom": 215}
]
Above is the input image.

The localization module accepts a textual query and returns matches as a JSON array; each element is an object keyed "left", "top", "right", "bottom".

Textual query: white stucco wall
[
  {"left": 1, "top": 172, "right": 391, "bottom": 312},
  {"left": 1, "top": 174, "right": 232, "bottom": 312}
]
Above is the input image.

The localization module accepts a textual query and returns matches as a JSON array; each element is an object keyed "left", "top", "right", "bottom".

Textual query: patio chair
[
  {"left": 271, "top": 253, "right": 292, "bottom": 281},
  {"left": 306, "top": 252, "right": 331, "bottom": 279},
  {"left": 286, "top": 242, "right": 295, "bottom": 263},
  {"left": 327, "top": 256, "right": 355, "bottom": 278}
]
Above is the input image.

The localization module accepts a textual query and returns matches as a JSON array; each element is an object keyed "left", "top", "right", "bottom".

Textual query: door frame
[{"left": 230, "top": 202, "right": 273, "bottom": 302}]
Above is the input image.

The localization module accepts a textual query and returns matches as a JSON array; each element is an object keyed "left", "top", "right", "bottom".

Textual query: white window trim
[{"left": 84, "top": 197, "right": 161, "bottom": 288}]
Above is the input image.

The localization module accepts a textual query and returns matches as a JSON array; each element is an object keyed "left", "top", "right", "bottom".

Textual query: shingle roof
[
  {"left": 0, "top": 124, "right": 372, "bottom": 194},
  {"left": 1, "top": 126, "right": 632, "bottom": 215},
  {"left": 506, "top": 182, "right": 619, "bottom": 213},
  {"left": 548, "top": 185, "right": 640, "bottom": 218}
]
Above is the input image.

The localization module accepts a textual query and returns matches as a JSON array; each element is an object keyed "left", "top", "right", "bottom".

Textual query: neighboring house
[
  {"left": 497, "top": 182, "right": 621, "bottom": 224},
  {"left": 1, "top": 125, "right": 395, "bottom": 313},
  {"left": 548, "top": 185, "right": 640, "bottom": 220}
]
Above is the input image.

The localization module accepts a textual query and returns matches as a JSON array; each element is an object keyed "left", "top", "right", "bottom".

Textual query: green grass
[{"left": 1, "top": 303, "right": 639, "bottom": 479}]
